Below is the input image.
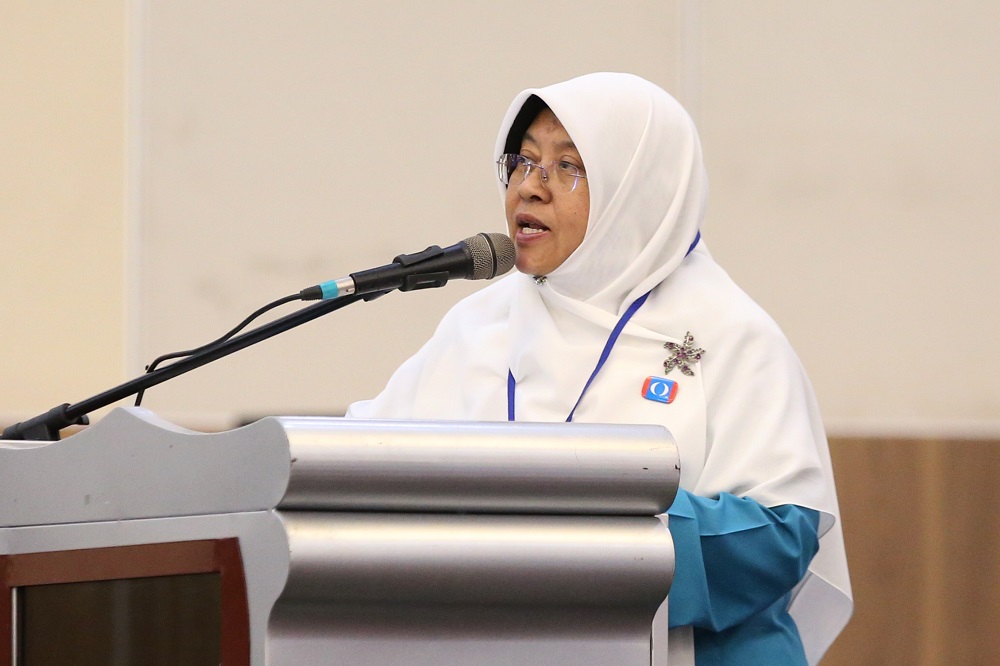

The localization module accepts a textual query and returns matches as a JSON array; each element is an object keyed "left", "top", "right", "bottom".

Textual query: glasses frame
[{"left": 496, "top": 154, "right": 587, "bottom": 193}]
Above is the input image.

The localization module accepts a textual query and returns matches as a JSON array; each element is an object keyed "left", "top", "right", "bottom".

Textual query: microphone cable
[{"left": 134, "top": 292, "right": 300, "bottom": 406}]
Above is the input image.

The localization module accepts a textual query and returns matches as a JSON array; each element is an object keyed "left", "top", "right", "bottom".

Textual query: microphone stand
[{"left": 1, "top": 291, "right": 382, "bottom": 442}]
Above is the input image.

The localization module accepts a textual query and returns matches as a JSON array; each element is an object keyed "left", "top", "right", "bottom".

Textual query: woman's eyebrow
[{"left": 521, "top": 131, "right": 579, "bottom": 153}]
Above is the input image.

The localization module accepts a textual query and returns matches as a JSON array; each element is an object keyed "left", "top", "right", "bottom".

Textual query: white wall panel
[
  {"left": 136, "top": 1, "right": 680, "bottom": 425},
  {"left": 125, "top": 1, "right": 1000, "bottom": 435},
  {"left": 697, "top": 1, "right": 1000, "bottom": 433}
]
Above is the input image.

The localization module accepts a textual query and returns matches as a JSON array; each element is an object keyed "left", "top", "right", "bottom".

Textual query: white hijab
[{"left": 348, "top": 72, "right": 852, "bottom": 663}]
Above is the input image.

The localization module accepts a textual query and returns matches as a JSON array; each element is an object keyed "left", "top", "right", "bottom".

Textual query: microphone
[{"left": 300, "top": 232, "right": 516, "bottom": 300}]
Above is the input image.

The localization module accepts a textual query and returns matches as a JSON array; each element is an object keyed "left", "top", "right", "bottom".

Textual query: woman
[{"left": 348, "top": 72, "right": 852, "bottom": 664}]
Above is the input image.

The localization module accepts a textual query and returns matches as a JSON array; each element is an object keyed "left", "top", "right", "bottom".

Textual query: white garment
[{"left": 348, "top": 72, "right": 852, "bottom": 664}]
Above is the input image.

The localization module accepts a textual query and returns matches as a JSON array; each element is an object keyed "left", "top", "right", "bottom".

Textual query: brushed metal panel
[{"left": 278, "top": 418, "right": 679, "bottom": 515}]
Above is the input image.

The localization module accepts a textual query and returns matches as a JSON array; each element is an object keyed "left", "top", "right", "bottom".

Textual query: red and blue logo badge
[{"left": 642, "top": 376, "right": 678, "bottom": 404}]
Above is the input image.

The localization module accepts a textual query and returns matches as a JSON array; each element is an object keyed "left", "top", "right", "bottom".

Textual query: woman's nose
[{"left": 517, "top": 165, "right": 552, "bottom": 201}]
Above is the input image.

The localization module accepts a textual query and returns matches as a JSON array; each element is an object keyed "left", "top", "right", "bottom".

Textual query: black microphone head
[{"left": 464, "top": 232, "right": 516, "bottom": 280}]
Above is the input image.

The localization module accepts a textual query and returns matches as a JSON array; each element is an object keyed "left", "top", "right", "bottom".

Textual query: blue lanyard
[{"left": 507, "top": 231, "right": 700, "bottom": 422}]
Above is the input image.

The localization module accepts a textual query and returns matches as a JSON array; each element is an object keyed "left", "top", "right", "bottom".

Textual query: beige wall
[
  {"left": 0, "top": 1, "right": 126, "bottom": 424},
  {"left": 2, "top": 1, "right": 998, "bottom": 437},
  {"left": 133, "top": 1, "right": 682, "bottom": 426},
  {"left": 697, "top": 2, "right": 1000, "bottom": 436}
]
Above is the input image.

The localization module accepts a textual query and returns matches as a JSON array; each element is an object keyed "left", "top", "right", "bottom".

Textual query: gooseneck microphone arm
[{"left": 0, "top": 291, "right": 378, "bottom": 441}]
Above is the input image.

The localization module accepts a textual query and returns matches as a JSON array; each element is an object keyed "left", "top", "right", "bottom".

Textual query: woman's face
[{"left": 505, "top": 109, "right": 590, "bottom": 276}]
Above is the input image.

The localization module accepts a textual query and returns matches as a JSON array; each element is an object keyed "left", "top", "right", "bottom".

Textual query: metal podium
[{"left": 0, "top": 407, "right": 678, "bottom": 665}]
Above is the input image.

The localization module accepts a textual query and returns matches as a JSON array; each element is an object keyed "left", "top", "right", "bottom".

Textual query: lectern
[{"left": 0, "top": 408, "right": 678, "bottom": 665}]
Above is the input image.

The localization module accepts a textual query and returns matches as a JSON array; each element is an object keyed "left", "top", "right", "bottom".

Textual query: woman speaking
[{"left": 348, "top": 72, "right": 852, "bottom": 665}]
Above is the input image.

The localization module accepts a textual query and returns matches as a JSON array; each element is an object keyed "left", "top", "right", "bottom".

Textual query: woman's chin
[{"left": 515, "top": 255, "right": 552, "bottom": 277}]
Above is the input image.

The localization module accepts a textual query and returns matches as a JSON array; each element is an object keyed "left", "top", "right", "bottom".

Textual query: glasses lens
[
  {"left": 554, "top": 162, "right": 585, "bottom": 192},
  {"left": 496, "top": 155, "right": 509, "bottom": 184},
  {"left": 498, "top": 154, "right": 522, "bottom": 185}
]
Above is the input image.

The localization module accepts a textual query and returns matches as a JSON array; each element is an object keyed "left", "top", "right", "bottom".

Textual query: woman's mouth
[{"left": 517, "top": 217, "right": 550, "bottom": 238}]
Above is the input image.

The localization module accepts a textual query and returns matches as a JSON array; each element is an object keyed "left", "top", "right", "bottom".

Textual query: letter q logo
[{"left": 642, "top": 376, "right": 678, "bottom": 404}]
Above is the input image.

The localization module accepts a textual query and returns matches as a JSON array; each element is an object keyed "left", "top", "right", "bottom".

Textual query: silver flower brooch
[{"left": 663, "top": 332, "right": 705, "bottom": 377}]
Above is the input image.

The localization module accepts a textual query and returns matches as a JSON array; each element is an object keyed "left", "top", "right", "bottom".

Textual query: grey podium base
[
  {"left": 269, "top": 608, "right": 656, "bottom": 665},
  {"left": 269, "top": 511, "right": 671, "bottom": 665}
]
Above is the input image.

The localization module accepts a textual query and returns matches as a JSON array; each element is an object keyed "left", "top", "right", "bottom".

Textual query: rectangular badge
[{"left": 642, "top": 376, "right": 678, "bottom": 404}]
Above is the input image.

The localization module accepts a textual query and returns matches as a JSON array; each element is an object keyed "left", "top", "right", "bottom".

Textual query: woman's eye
[
  {"left": 508, "top": 155, "right": 528, "bottom": 170},
  {"left": 558, "top": 161, "right": 581, "bottom": 174}
]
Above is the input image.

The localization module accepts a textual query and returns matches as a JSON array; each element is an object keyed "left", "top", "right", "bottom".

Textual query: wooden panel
[
  {"left": 822, "top": 438, "right": 927, "bottom": 664},
  {"left": 934, "top": 441, "right": 1000, "bottom": 664},
  {"left": 823, "top": 438, "right": 1000, "bottom": 665}
]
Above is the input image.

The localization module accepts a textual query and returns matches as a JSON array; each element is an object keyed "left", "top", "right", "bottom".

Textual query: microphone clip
[
  {"left": 392, "top": 245, "right": 450, "bottom": 292},
  {"left": 393, "top": 245, "right": 443, "bottom": 267},
  {"left": 399, "top": 272, "right": 449, "bottom": 292}
]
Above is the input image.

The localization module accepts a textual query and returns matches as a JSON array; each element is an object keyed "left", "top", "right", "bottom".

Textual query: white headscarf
[
  {"left": 348, "top": 72, "right": 852, "bottom": 664},
  {"left": 497, "top": 72, "right": 706, "bottom": 315}
]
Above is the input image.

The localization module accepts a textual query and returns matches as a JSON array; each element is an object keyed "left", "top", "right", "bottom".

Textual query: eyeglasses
[{"left": 496, "top": 153, "right": 587, "bottom": 193}]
